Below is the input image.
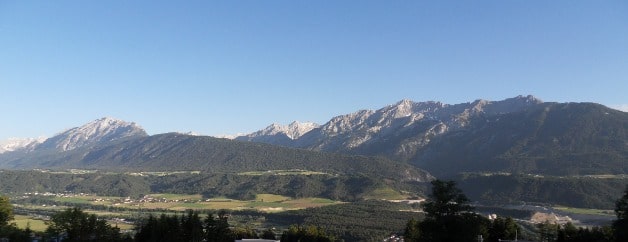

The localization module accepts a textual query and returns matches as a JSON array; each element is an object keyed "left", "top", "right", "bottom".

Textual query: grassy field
[
  {"left": 11, "top": 193, "right": 345, "bottom": 236},
  {"left": 283, "top": 198, "right": 339, "bottom": 208},
  {"left": 554, "top": 206, "right": 615, "bottom": 216},
  {"left": 12, "top": 215, "right": 48, "bottom": 232},
  {"left": 362, "top": 187, "right": 406, "bottom": 200},
  {"left": 111, "top": 222, "right": 135, "bottom": 231},
  {"left": 13, "top": 214, "right": 135, "bottom": 232},
  {"left": 255, "top": 194, "right": 290, "bottom": 202}
]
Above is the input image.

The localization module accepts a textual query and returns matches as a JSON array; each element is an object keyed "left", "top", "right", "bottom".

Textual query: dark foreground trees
[
  {"left": 0, "top": 195, "right": 31, "bottom": 241},
  {"left": 280, "top": 225, "right": 335, "bottom": 242},
  {"left": 487, "top": 216, "right": 518, "bottom": 242},
  {"left": 135, "top": 210, "right": 237, "bottom": 242},
  {"left": 0, "top": 196, "right": 12, "bottom": 228},
  {"left": 406, "top": 181, "right": 628, "bottom": 242},
  {"left": 550, "top": 222, "right": 613, "bottom": 242},
  {"left": 405, "top": 180, "right": 521, "bottom": 242},
  {"left": 45, "top": 207, "right": 126, "bottom": 242},
  {"left": 134, "top": 209, "right": 276, "bottom": 242},
  {"left": 134, "top": 210, "right": 338, "bottom": 242},
  {"left": 613, "top": 185, "right": 628, "bottom": 242},
  {"left": 405, "top": 180, "right": 499, "bottom": 242}
]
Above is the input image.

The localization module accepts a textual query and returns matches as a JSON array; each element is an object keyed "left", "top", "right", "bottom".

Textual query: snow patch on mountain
[
  {"left": 38, "top": 117, "right": 148, "bottom": 151},
  {"left": 175, "top": 131, "right": 203, "bottom": 136},
  {"left": 215, "top": 133, "right": 246, "bottom": 139},
  {"left": 611, "top": 104, "right": 628, "bottom": 112},
  {"left": 0, "top": 137, "right": 46, "bottom": 154},
  {"left": 240, "top": 121, "right": 320, "bottom": 140}
]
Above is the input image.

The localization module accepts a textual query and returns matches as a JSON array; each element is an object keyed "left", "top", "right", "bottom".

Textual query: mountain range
[
  {"left": 0, "top": 119, "right": 432, "bottom": 184},
  {"left": 237, "top": 95, "right": 543, "bottom": 150},
  {"left": 0, "top": 95, "right": 626, "bottom": 208},
  {"left": 1, "top": 95, "right": 626, "bottom": 178},
  {"left": 235, "top": 95, "right": 627, "bottom": 176}
]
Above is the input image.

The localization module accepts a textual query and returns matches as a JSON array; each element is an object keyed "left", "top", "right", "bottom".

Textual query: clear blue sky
[{"left": 1, "top": 1, "right": 627, "bottom": 140}]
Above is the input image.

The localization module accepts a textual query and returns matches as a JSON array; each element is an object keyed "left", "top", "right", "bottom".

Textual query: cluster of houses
[{"left": 23, "top": 191, "right": 89, "bottom": 197}]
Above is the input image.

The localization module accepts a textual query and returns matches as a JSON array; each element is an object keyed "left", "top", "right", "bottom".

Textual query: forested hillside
[
  {"left": 414, "top": 102, "right": 628, "bottom": 176},
  {"left": 0, "top": 133, "right": 432, "bottom": 183},
  {"left": 455, "top": 173, "right": 627, "bottom": 209},
  {"left": 0, "top": 170, "right": 428, "bottom": 201}
]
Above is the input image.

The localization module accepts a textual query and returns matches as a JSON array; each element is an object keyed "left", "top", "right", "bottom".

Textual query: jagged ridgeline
[
  {"left": 415, "top": 102, "right": 628, "bottom": 176},
  {"left": 238, "top": 96, "right": 628, "bottom": 177}
]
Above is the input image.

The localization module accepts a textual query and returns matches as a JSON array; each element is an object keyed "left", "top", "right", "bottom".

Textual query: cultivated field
[
  {"left": 12, "top": 215, "right": 48, "bottom": 232},
  {"left": 26, "top": 193, "right": 342, "bottom": 213},
  {"left": 553, "top": 206, "right": 615, "bottom": 217},
  {"left": 10, "top": 192, "right": 345, "bottom": 233}
]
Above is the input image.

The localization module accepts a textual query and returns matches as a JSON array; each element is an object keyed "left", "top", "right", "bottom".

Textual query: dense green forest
[
  {"left": 0, "top": 170, "right": 429, "bottom": 201},
  {"left": 454, "top": 173, "right": 628, "bottom": 209},
  {"left": 413, "top": 103, "right": 628, "bottom": 177}
]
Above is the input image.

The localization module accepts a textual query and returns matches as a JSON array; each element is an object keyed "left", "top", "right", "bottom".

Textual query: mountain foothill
[{"left": 0, "top": 95, "right": 626, "bottom": 208}]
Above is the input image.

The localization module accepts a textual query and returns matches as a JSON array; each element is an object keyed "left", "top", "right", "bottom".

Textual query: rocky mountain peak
[
  {"left": 285, "top": 121, "right": 320, "bottom": 139},
  {"left": 386, "top": 99, "right": 416, "bottom": 118},
  {"left": 238, "top": 121, "right": 320, "bottom": 141},
  {"left": 394, "top": 99, "right": 414, "bottom": 109},
  {"left": 38, "top": 117, "right": 148, "bottom": 151},
  {"left": 239, "top": 95, "right": 550, "bottom": 157},
  {"left": 381, "top": 100, "right": 447, "bottom": 121}
]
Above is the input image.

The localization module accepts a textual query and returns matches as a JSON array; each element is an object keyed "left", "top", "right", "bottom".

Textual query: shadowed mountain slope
[
  {"left": 238, "top": 97, "right": 627, "bottom": 177},
  {"left": 0, "top": 133, "right": 433, "bottom": 182}
]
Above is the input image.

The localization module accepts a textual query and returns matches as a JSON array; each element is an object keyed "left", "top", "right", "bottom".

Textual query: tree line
[
  {"left": 456, "top": 173, "right": 627, "bottom": 209},
  {"left": 134, "top": 210, "right": 335, "bottom": 242}
]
